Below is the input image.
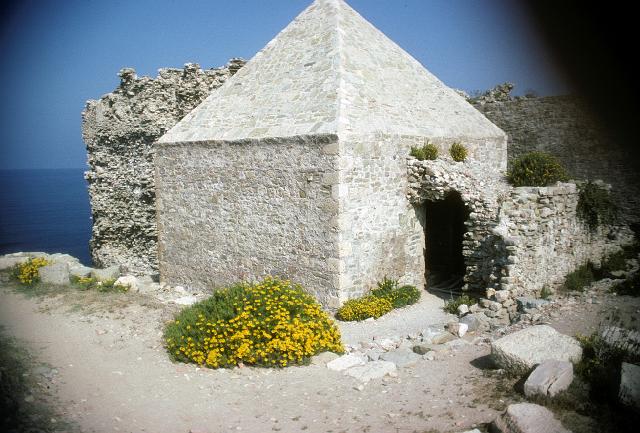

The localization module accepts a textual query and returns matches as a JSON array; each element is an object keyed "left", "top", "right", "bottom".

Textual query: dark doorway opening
[{"left": 424, "top": 192, "right": 469, "bottom": 291}]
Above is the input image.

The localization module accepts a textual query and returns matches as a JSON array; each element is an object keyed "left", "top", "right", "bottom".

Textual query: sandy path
[{"left": 0, "top": 286, "right": 502, "bottom": 433}]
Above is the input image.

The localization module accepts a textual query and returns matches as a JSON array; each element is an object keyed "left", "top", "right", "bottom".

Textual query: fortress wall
[
  {"left": 81, "top": 60, "right": 245, "bottom": 274},
  {"left": 475, "top": 95, "right": 640, "bottom": 224},
  {"left": 154, "top": 135, "right": 342, "bottom": 306}
]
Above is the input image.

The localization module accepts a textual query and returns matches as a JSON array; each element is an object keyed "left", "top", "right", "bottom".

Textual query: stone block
[
  {"left": 447, "top": 322, "right": 469, "bottom": 337},
  {"left": 343, "top": 361, "right": 396, "bottom": 382},
  {"left": 38, "top": 263, "right": 70, "bottom": 285},
  {"left": 491, "top": 325, "right": 582, "bottom": 374},
  {"left": 460, "top": 313, "right": 489, "bottom": 333},
  {"left": 619, "top": 362, "right": 640, "bottom": 409},
  {"left": 326, "top": 354, "right": 367, "bottom": 372},
  {"left": 524, "top": 360, "right": 573, "bottom": 397},
  {"left": 69, "top": 264, "right": 93, "bottom": 278},
  {"left": 91, "top": 265, "right": 121, "bottom": 281},
  {"left": 492, "top": 403, "right": 571, "bottom": 433},
  {"left": 114, "top": 275, "right": 142, "bottom": 292}
]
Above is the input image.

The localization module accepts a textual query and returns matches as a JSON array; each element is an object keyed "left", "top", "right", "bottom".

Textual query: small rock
[
  {"left": 524, "top": 360, "right": 573, "bottom": 398},
  {"left": 619, "top": 362, "right": 640, "bottom": 409},
  {"left": 38, "top": 263, "right": 70, "bottom": 285},
  {"left": 343, "top": 361, "right": 396, "bottom": 382},
  {"left": 91, "top": 265, "right": 121, "bottom": 281},
  {"left": 448, "top": 322, "right": 469, "bottom": 337},
  {"left": 491, "top": 325, "right": 582, "bottom": 374},
  {"left": 516, "top": 297, "right": 550, "bottom": 312},
  {"left": 430, "top": 332, "right": 457, "bottom": 345},
  {"left": 364, "top": 348, "right": 384, "bottom": 361},
  {"left": 492, "top": 403, "right": 571, "bottom": 433},
  {"left": 311, "top": 351, "right": 340, "bottom": 366},
  {"left": 460, "top": 313, "right": 489, "bottom": 332},
  {"left": 494, "top": 290, "right": 510, "bottom": 303},
  {"left": 412, "top": 344, "right": 431, "bottom": 355},
  {"left": 423, "top": 352, "right": 435, "bottom": 361},
  {"left": 457, "top": 304, "right": 469, "bottom": 316},
  {"left": 373, "top": 337, "right": 397, "bottom": 351},
  {"left": 115, "top": 275, "right": 141, "bottom": 292},
  {"left": 326, "top": 354, "right": 367, "bottom": 372},
  {"left": 379, "top": 350, "right": 421, "bottom": 368}
]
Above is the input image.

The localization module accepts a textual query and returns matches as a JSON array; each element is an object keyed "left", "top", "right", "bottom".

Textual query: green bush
[
  {"left": 577, "top": 181, "right": 619, "bottom": 232},
  {"left": 410, "top": 143, "right": 438, "bottom": 161},
  {"left": 611, "top": 272, "right": 640, "bottom": 297},
  {"left": 507, "top": 152, "right": 569, "bottom": 187},
  {"left": 443, "top": 294, "right": 475, "bottom": 314},
  {"left": 599, "top": 250, "right": 628, "bottom": 277},
  {"left": 449, "top": 142, "right": 468, "bottom": 162},
  {"left": 563, "top": 262, "right": 596, "bottom": 292},
  {"left": 164, "top": 277, "right": 344, "bottom": 368},
  {"left": 337, "top": 277, "right": 421, "bottom": 321}
]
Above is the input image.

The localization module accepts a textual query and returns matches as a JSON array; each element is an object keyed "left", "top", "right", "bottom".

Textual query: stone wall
[
  {"left": 154, "top": 134, "right": 342, "bottom": 306},
  {"left": 81, "top": 59, "right": 245, "bottom": 274},
  {"left": 473, "top": 90, "right": 640, "bottom": 224}
]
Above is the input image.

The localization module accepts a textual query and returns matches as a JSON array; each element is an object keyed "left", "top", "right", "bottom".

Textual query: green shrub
[
  {"left": 610, "top": 272, "right": 640, "bottom": 297},
  {"left": 410, "top": 143, "right": 438, "bottom": 161},
  {"left": 507, "top": 152, "right": 569, "bottom": 187},
  {"left": 164, "top": 277, "right": 344, "bottom": 368},
  {"left": 336, "top": 295, "right": 394, "bottom": 321},
  {"left": 577, "top": 181, "right": 619, "bottom": 232},
  {"left": 599, "top": 250, "right": 628, "bottom": 277},
  {"left": 539, "top": 285, "right": 553, "bottom": 300},
  {"left": 563, "top": 262, "right": 596, "bottom": 292},
  {"left": 449, "top": 142, "right": 468, "bottom": 162},
  {"left": 337, "top": 277, "right": 421, "bottom": 321},
  {"left": 443, "top": 294, "right": 475, "bottom": 314},
  {"left": 12, "top": 257, "right": 49, "bottom": 285}
]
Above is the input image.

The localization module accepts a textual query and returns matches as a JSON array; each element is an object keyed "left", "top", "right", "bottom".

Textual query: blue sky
[{"left": 0, "top": 0, "right": 568, "bottom": 169}]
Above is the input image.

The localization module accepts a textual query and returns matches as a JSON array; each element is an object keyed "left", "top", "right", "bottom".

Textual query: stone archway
[{"left": 424, "top": 191, "right": 469, "bottom": 289}]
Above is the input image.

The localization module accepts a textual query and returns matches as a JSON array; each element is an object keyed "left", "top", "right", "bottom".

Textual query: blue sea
[{"left": 0, "top": 169, "right": 92, "bottom": 265}]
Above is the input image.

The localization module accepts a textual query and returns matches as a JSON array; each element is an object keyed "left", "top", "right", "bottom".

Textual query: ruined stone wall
[
  {"left": 81, "top": 59, "right": 245, "bottom": 274},
  {"left": 473, "top": 93, "right": 640, "bottom": 224},
  {"left": 154, "top": 135, "right": 342, "bottom": 306}
]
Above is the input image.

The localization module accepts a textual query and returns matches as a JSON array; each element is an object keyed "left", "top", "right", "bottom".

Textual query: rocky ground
[{"left": 0, "top": 252, "right": 639, "bottom": 433}]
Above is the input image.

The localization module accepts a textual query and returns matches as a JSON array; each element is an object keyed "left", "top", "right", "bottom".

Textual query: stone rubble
[
  {"left": 523, "top": 360, "right": 574, "bottom": 398},
  {"left": 492, "top": 402, "right": 572, "bottom": 433}
]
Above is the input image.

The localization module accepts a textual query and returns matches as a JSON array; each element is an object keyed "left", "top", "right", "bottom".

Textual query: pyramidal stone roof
[{"left": 159, "top": 0, "right": 504, "bottom": 144}]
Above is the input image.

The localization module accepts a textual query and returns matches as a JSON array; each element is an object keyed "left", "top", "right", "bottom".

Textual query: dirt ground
[{"left": 0, "top": 275, "right": 638, "bottom": 433}]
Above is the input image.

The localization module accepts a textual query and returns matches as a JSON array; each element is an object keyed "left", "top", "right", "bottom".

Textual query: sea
[{"left": 0, "top": 169, "right": 92, "bottom": 265}]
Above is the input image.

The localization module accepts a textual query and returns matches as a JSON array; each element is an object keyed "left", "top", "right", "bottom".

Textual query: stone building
[{"left": 154, "top": 0, "right": 507, "bottom": 306}]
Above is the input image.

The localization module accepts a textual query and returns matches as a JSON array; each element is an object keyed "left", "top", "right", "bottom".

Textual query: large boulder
[
  {"left": 491, "top": 325, "right": 582, "bottom": 374},
  {"left": 619, "top": 362, "right": 640, "bottom": 410},
  {"left": 524, "top": 360, "right": 573, "bottom": 398},
  {"left": 38, "top": 263, "right": 70, "bottom": 285},
  {"left": 492, "top": 403, "right": 572, "bottom": 433}
]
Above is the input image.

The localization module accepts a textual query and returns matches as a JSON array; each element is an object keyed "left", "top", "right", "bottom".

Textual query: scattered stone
[
  {"left": 447, "top": 322, "right": 468, "bottom": 337},
  {"left": 524, "top": 360, "right": 573, "bottom": 398},
  {"left": 38, "top": 263, "right": 70, "bottom": 285},
  {"left": 492, "top": 403, "right": 571, "bottom": 433},
  {"left": 430, "top": 332, "right": 457, "bottom": 345},
  {"left": 379, "top": 350, "right": 421, "bottom": 368},
  {"left": 494, "top": 290, "right": 510, "bottom": 303},
  {"left": 373, "top": 337, "right": 397, "bottom": 351},
  {"left": 460, "top": 313, "right": 489, "bottom": 332},
  {"left": 343, "top": 361, "right": 396, "bottom": 382},
  {"left": 619, "top": 362, "right": 640, "bottom": 409},
  {"left": 115, "top": 275, "right": 141, "bottom": 292},
  {"left": 412, "top": 344, "right": 431, "bottom": 355},
  {"left": 69, "top": 264, "right": 93, "bottom": 278},
  {"left": 491, "top": 325, "right": 582, "bottom": 374},
  {"left": 91, "top": 265, "right": 121, "bottom": 281},
  {"left": 311, "top": 351, "right": 340, "bottom": 366},
  {"left": 364, "top": 348, "right": 384, "bottom": 362},
  {"left": 326, "top": 354, "right": 366, "bottom": 372},
  {"left": 516, "top": 297, "right": 550, "bottom": 312},
  {"left": 457, "top": 304, "right": 469, "bottom": 316},
  {"left": 174, "top": 295, "right": 198, "bottom": 306}
]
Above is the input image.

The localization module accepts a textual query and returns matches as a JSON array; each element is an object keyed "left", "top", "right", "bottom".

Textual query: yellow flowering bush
[
  {"left": 164, "top": 277, "right": 344, "bottom": 369},
  {"left": 13, "top": 257, "right": 49, "bottom": 285},
  {"left": 335, "top": 295, "right": 393, "bottom": 321}
]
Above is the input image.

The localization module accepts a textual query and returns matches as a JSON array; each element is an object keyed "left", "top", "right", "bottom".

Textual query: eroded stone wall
[
  {"left": 82, "top": 59, "right": 245, "bottom": 274},
  {"left": 154, "top": 135, "right": 342, "bottom": 306},
  {"left": 473, "top": 89, "right": 640, "bottom": 224}
]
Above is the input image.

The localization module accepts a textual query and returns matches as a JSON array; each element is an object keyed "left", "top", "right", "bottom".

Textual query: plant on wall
[
  {"left": 577, "top": 181, "right": 619, "bottom": 231},
  {"left": 449, "top": 142, "right": 468, "bottom": 162},
  {"left": 410, "top": 142, "right": 438, "bottom": 161},
  {"left": 507, "top": 151, "right": 569, "bottom": 187}
]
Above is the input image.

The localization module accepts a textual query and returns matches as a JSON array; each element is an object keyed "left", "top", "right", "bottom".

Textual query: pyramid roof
[{"left": 159, "top": 0, "right": 505, "bottom": 144}]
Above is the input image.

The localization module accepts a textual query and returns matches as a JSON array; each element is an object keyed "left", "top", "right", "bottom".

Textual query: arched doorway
[{"left": 424, "top": 191, "right": 469, "bottom": 290}]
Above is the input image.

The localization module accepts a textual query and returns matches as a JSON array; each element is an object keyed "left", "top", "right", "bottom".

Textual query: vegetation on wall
[
  {"left": 449, "top": 142, "right": 468, "bottom": 162},
  {"left": 410, "top": 143, "right": 438, "bottom": 161},
  {"left": 507, "top": 151, "right": 569, "bottom": 187},
  {"left": 577, "top": 181, "right": 619, "bottom": 231},
  {"left": 164, "top": 277, "right": 343, "bottom": 368},
  {"left": 336, "top": 277, "right": 420, "bottom": 321}
]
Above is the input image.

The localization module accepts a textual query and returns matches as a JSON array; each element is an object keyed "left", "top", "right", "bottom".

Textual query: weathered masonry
[{"left": 154, "top": 0, "right": 507, "bottom": 307}]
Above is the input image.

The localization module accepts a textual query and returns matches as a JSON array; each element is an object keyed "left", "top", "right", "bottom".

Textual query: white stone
[
  {"left": 373, "top": 338, "right": 397, "bottom": 351},
  {"left": 114, "top": 275, "right": 141, "bottom": 292},
  {"left": 38, "top": 263, "right": 70, "bottom": 285},
  {"left": 492, "top": 403, "right": 571, "bottom": 433},
  {"left": 494, "top": 289, "right": 510, "bottom": 303},
  {"left": 174, "top": 295, "right": 198, "bottom": 306},
  {"left": 91, "top": 265, "right": 121, "bottom": 281},
  {"left": 457, "top": 304, "right": 469, "bottom": 316},
  {"left": 491, "top": 325, "right": 582, "bottom": 374},
  {"left": 619, "top": 362, "right": 640, "bottom": 409},
  {"left": 524, "top": 360, "right": 573, "bottom": 398},
  {"left": 326, "top": 353, "right": 367, "bottom": 372},
  {"left": 343, "top": 361, "right": 397, "bottom": 382},
  {"left": 448, "top": 322, "right": 469, "bottom": 337}
]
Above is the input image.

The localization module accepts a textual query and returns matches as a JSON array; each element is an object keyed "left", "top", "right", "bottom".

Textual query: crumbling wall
[
  {"left": 82, "top": 59, "right": 245, "bottom": 274},
  {"left": 472, "top": 85, "right": 640, "bottom": 224}
]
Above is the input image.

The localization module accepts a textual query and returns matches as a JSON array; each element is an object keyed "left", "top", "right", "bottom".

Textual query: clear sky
[{"left": 0, "top": 0, "right": 569, "bottom": 170}]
